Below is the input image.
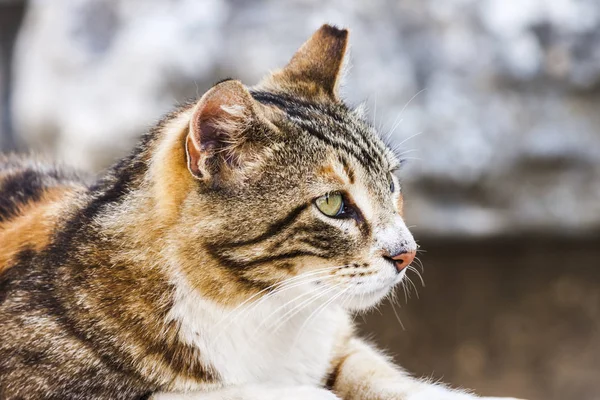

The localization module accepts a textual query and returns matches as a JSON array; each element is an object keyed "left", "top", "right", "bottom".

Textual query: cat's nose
[{"left": 384, "top": 249, "right": 416, "bottom": 272}]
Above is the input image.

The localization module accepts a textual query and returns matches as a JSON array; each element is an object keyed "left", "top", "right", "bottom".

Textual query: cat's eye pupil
[
  {"left": 389, "top": 175, "right": 395, "bottom": 193},
  {"left": 315, "top": 192, "right": 346, "bottom": 218}
]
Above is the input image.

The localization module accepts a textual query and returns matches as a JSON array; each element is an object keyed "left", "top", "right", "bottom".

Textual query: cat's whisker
[
  {"left": 389, "top": 289, "right": 406, "bottom": 331},
  {"left": 251, "top": 279, "right": 337, "bottom": 335},
  {"left": 399, "top": 88, "right": 426, "bottom": 116},
  {"left": 404, "top": 274, "right": 419, "bottom": 299},
  {"left": 247, "top": 265, "right": 346, "bottom": 306},
  {"left": 407, "top": 265, "right": 425, "bottom": 287},
  {"left": 384, "top": 115, "right": 403, "bottom": 142},
  {"left": 401, "top": 279, "right": 409, "bottom": 303},
  {"left": 269, "top": 282, "right": 344, "bottom": 334},
  {"left": 291, "top": 286, "right": 349, "bottom": 347},
  {"left": 393, "top": 148, "right": 418, "bottom": 157},
  {"left": 211, "top": 272, "right": 338, "bottom": 339},
  {"left": 225, "top": 265, "right": 341, "bottom": 330},
  {"left": 385, "top": 89, "right": 427, "bottom": 141},
  {"left": 394, "top": 131, "right": 423, "bottom": 149},
  {"left": 386, "top": 117, "right": 404, "bottom": 142},
  {"left": 271, "top": 283, "right": 343, "bottom": 330},
  {"left": 213, "top": 271, "right": 338, "bottom": 338},
  {"left": 235, "top": 264, "right": 348, "bottom": 314},
  {"left": 412, "top": 256, "right": 425, "bottom": 274},
  {"left": 211, "top": 278, "right": 335, "bottom": 348},
  {"left": 341, "top": 285, "right": 352, "bottom": 310},
  {"left": 214, "top": 265, "right": 344, "bottom": 327}
]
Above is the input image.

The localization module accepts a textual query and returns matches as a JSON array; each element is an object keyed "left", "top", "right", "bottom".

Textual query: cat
[{"left": 0, "top": 24, "right": 523, "bottom": 400}]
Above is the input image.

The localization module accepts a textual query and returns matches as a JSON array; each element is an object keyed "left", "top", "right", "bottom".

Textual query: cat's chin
[
  {"left": 341, "top": 269, "right": 407, "bottom": 312},
  {"left": 342, "top": 287, "right": 391, "bottom": 311},
  {"left": 341, "top": 285, "right": 395, "bottom": 311}
]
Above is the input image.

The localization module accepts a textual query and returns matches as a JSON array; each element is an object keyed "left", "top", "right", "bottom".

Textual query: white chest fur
[{"left": 166, "top": 278, "right": 346, "bottom": 390}]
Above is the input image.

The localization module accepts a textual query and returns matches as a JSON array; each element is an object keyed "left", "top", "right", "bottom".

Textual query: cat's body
[
  {"left": 0, "top": 26, "right": 521, "bottom": 400},
  {"left": 0, "top": 155, "right": 348, "bottom": 399}
]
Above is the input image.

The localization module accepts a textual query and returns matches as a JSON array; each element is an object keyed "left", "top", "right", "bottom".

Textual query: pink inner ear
[
  {"left": 196, "top": 120, "right": 221, "bottom": 152},
  {"left": 190, "top": 81, "right": 252, "bottom": 146},
  {"left": 187, "top": 114, "right": 224, "bottom": 180},
  {"left": 186, "top": 80, "right": 258, "bottom": 179},
  {"left": 185, "top": 134, "right": 203, "bottom": 179}
]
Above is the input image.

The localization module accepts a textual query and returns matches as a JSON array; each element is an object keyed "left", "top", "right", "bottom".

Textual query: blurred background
[{"left": 1, "top": 0, "right": 599, "bottom": 399}]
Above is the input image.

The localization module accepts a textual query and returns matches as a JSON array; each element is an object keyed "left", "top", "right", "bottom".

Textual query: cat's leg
[
  {"left": 151, "top": 384, "right": 340, "bottom": 400},
  {"left": 329, "top": 337, "right": 524, "bottom": 400}
]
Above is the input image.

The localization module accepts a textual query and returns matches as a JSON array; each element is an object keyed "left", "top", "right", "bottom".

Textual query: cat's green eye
[{"left": 315, "top": 192, "right": 344, "bottom": 217}]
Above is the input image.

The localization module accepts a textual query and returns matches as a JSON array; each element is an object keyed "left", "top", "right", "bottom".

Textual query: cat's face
[{"left": 181, "top": 25, "right": 416, "bottom": 311}]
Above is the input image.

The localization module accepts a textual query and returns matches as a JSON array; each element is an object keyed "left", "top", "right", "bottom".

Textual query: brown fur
[{"left": 0, "top": 186, "right": 77, "bottom": 271}]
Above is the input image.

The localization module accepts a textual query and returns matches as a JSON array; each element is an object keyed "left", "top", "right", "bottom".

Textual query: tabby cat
[{"left": 0, "top": 25, "right": 521, "bottom": 400}]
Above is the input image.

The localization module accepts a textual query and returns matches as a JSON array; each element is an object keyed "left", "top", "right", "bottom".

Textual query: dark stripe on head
[
  {"left": 252, "top": 90, "right": 388, "bottom": 163},
  {"left": 206, "top": 241, "right": 325, "bottom": 271},
  {"left": 337, "top": 154, "right": 355, "bottom": 184},
  {"left": 294, "top": 120, "right": 382, "bottom": 172},
  {"left": 223, "top": 203, "right": 309, "bottom": 248},
  {"left": 268, "top": 223, "right": 331, "bottom": 252},
  {"left": 251, "top": 90, "right": 388, "bottom": 173}
]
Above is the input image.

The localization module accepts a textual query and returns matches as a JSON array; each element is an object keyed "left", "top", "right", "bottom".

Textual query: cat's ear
[
  {"left": 261, "top": 24, "right": 349, "bottom": 100},
  {"left": 185, "top": 79, "right": 274, "bottom": 182}
]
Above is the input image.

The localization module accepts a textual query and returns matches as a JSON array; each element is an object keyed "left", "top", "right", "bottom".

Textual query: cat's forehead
[{"left": 251, "top": 90, "right": 398, "bottom": 178}]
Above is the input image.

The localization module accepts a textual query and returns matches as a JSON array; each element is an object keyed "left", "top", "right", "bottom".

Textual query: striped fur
[{"left": 0, "top": 25, "right": 521, "bottom": 400}]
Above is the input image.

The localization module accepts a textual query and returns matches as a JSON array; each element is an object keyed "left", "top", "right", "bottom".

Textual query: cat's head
[{"left": 172, "top": 25, "right": 417, "bottom": 311}]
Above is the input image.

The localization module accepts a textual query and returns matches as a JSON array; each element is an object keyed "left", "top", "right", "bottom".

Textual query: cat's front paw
[
  {"left": 481, "top": 398, "right": 526, "bottom": 400},
  {"left": 279, "top": 386, "right": 340, "bottom": 400},
  {"left": 402, "top": 386, "right": 525, "bottom": 400},
  {"left": 152, "top": 386, "right": 340, "bottom": 400}
]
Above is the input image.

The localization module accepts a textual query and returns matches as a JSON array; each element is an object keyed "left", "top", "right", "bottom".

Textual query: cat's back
[{"left": 0, "top": 155, "right": 87, "bottom": 274}]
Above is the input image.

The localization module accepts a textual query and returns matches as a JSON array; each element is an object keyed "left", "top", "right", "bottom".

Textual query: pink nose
[{"left": 390, "top": 250, "right": 416, "bottom": 272}]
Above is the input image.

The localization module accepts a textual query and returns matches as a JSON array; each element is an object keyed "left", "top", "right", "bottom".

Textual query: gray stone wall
[
  {"left": 0, "top": 1, "right": 24, "bottom": 150},
  {"left": 9, "top": 0, "right": 600, "bottom": 237}
]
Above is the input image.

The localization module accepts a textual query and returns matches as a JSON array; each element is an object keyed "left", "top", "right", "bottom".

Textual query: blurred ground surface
[{"left": 362, "top": 236, "right": 600, "bottom": 400}]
